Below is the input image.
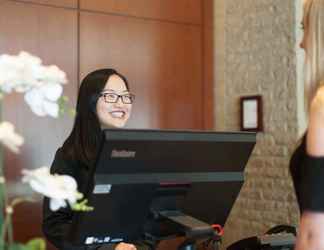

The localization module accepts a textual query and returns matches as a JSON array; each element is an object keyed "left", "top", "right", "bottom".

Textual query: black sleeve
[
  {"left": 289, "top": 137, "right": 306, "bottom": 210},
  {"left": 42, "top": 148, "right": 87, "bottom": 250},
  {"left": 42, "top": 149, "right": 147, "bottom": 250},
  {"left": 299, "top": 153, "right": 324, "bottom": 212},
  {"left": 290, "top": 136, "right": 324, "bottom": 212}
]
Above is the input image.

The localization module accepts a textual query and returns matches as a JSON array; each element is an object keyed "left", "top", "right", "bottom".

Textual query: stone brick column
[{"left": 213, "top": 1, "right": 302, "bottom": 248}]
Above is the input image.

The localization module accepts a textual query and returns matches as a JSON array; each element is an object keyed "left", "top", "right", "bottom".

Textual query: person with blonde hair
[{"left": 290, "top": 0, "right": 324, "bottom": 249}]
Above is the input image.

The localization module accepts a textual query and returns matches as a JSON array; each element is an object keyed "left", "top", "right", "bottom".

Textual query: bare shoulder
[{"left": 310, "top": 85, "right": 324, "bottom": 117}]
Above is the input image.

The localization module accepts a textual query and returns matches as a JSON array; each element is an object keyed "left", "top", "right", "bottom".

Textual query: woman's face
[{"left": 96, "top": 74, "right": 132, "bottom": 128}]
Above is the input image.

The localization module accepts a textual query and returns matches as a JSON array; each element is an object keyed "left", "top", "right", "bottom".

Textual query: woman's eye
[{"left": 105, "top": 94, "right": 116, "bottom": 100}]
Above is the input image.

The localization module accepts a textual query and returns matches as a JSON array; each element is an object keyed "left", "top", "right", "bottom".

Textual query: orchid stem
[
  {"left": 0, "top": 179, "right": 8, "bottom": 247},
  {"left": 7, "top": 213, "right": 13, "bottom": 246},
  {"left": 0, "top": 180, "right": 11, "bottom": 249}
]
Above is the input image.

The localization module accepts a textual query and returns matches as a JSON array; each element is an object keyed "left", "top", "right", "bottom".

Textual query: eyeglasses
[{"left": 100, "top": 93, "right": 135, "bottom": 104}]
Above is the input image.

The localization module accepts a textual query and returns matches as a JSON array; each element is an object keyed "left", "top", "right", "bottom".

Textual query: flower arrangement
[{"left": 0, "top": 51, "right": 90, "bottom": 250}]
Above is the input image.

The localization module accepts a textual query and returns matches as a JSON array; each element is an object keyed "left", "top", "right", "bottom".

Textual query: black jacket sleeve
[
  {"left": 42, "top": 148, "right": 88, "bottom": 250},
  {"left": 42, "top": 149, "right": 119, "bottom": 250},
  {"left": 42, "top": 148, "right": 149, "bottom": 250}
]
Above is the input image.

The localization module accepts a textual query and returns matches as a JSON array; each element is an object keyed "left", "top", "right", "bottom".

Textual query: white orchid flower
[
  {"left": 0, "top": 122, "right": 24, "bottom": 153},
  {"left": 0, "top": 51, "right": 67, "bottom": 117},
  {"left": 24, "top": 83, "right": 63, "bottom": 118},
  {"left": 22, "top": 167, "right": 81, "bottom": 211},
  {"left": 40, "top": 65, "right": 67, "bottom": 85},
  {"left": 0, "top": 52, "right": 42, "bottom": 93}
]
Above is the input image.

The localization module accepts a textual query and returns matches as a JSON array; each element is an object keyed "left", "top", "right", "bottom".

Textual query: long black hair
[{"left": 61, "top": 68, "right": 130, "bottom": 167}]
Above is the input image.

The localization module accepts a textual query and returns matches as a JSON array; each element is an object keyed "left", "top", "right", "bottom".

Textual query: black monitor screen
[{"left": 69, "top": 129, "right": 256, "bottom": 246}]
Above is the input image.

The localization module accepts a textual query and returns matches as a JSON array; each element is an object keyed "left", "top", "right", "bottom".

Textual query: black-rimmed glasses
[{"left": 100, "top": 93, "right": 135, "bottom": 104}]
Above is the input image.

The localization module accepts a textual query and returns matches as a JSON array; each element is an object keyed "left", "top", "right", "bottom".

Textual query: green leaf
[
  {"left": 71, "top": 198, "right": 94, "bottom": 212},
  {"left": 8, "top": 242, "right": 29, "bottom": 250},
  {"left": 25, "top": 238, "right": 46, "bottom": 250}
]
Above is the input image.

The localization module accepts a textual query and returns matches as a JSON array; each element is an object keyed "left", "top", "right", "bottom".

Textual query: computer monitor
[{"left": 68, "top": 129, "right": 256, "bottom": 247}]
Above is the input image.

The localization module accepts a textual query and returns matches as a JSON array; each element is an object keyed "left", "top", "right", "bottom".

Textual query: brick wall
[{"left": 213, "top": 1, "right": 302, "bottom": 248}]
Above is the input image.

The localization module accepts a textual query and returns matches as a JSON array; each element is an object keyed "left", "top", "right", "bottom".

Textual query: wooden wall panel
[
  {"left": 10, "top": 0, "right": 78, "bottom": 8},
  {"left": 0, "top": 0, "right": 78, "bottom": 245},
  {"left": 80, "top": 11, "right": 203, "bottom": 130},
  {"left": 203, "top": 0, "right": 214, "bottom": 129},
  {"left": 203, "top": 26, "right": 214, "bottom": 129},
  {"left": 203, "top": 0, "right": 214, "bottom": 28},
  {"left": 0, "top": 0, "right": 214, "bottom": 249},
  {"left": 80, "top": 0, "right": 202, "bottom": 24}
]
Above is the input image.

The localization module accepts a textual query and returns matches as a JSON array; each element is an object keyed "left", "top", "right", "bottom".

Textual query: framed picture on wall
[{"left": 240, "top": 95, "right": 263, "bottom": 132}]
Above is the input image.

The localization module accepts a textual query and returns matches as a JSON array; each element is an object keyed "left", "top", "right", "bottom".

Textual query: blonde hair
[{"left": 303, "top": 0, "right": 324, "bottom": 108}]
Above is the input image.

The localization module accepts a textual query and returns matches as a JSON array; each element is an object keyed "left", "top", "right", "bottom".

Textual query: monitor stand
[
  {"left": 151, "top": 210, "right": 218, "bottom": 250},
  {"left": 144, "top": 184, "right": 221, "bottom": 250}
]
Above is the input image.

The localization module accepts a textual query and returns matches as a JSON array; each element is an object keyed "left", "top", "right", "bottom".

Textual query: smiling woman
[
  {"left": 96, "top": 74, "right": 133, "bottom": 129},
  {"left": 42, "top": 69, "right": 145, "bottom": 250}
]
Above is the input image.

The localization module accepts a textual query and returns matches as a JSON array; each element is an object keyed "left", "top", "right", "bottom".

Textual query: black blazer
[
  {"left": 42, "top": 148, "right": 150, "bottom": 250},
  {"left": 42, "top": 148, "right": 98, "bottom": 250}
]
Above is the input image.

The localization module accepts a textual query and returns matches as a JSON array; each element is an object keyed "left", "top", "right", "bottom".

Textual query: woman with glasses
[
  {"left": 290, "top": 0, "right": 324, "bottom": 250},
  {"left": 42, "top": 69, "right": 142, "bottom": 250}
]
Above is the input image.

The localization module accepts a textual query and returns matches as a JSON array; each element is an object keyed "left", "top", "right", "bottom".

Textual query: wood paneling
[
  {"left": 0, "top": 0, "right": 78, "bottom": 245},
  {"left": 11, "top": 0, "right": 78, "bottom": 8},
  {"left": 80, "top": 11, "right": 203, "bottom": 129},
  {"left": 203, "top": 0, "right": 214, "bottom": 28},
  {"left": 0, "top": 0, "right": 214, "bottom": 248},
  {"left": 203, "top": 0, "right": 214, "bottom": 129},
  {"left": 80, "top": 0, "right": 202, "bottom": 25},
  {"left": 203, "top": 26, "right": 214, "bottom": 129}
]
